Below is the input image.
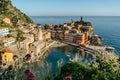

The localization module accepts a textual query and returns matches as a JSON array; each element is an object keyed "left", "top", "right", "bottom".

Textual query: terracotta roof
[
  {"left": 3, "top": 49, "right": 13, "bottom": 53},
  {"left": 0, "top": 27, "right": 6, "bottom": 29}
]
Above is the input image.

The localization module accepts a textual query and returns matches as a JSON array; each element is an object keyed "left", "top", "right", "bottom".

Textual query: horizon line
[{"left": 29, "top": 15, "right": 120, "bottom": 17}]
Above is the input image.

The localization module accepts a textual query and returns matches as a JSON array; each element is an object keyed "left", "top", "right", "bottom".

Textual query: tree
[{"left": 16, "top": 29, "right": 25, "bottom": 50}]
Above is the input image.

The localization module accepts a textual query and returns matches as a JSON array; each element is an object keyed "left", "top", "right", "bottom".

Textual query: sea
[{"left": 30, "top": 16, "right": 120, "bottom": 73}]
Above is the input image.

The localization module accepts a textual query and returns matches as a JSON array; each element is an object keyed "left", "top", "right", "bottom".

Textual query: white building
[
  {"left": 2, "top": 37, "right": 15, "bottom": 47},
  {"left": 38, "top": 29, "right": 43, "bottom": 41},
  {"left": 0, "top": 27, "right": 9, "bottom": 36},
  {"left": 23, "top": 34, "right": 34, "bottom": 42},
  {"left": 29, "top": 41, "right": 45, "bottom": 56},
  {"left": 20, "top": 38, "right": 33, "bottom": 52}
]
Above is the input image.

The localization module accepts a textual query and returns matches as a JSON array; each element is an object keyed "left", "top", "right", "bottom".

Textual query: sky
[{"left": 11, "top": 0, "right": 120, "bottom": 16}]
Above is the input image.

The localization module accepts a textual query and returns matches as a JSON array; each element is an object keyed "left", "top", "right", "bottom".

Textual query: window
[{"left": 4, "top": 55, "right": 7, "bottom": 61}]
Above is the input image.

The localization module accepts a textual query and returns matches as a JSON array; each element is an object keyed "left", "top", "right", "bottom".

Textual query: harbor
[
  {"left": 0, "top": 0, "right": 120, "bottom": 79},
  {"left": 0, "top": 16, "right": 115, "bottom": 69}
]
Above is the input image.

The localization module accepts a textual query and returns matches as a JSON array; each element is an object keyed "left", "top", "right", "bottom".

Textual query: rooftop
[
  {"left": 0, "top": 27, "right": 7, "bottom": 29},
  {"left": 32, "top": 41, "right": 44, "bottom": 47}
]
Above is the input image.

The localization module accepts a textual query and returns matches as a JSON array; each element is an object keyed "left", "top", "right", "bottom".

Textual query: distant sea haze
[{"left": 30, "top": 16, "right": 120, "bottom": 55}]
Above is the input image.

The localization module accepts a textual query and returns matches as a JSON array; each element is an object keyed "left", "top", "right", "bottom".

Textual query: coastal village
[
  {"left": 1, "top": 0, "right": 120, "bottom": 80},
  {"left": 0, "top": 0, "right": 115, "bottom": 68},
  {"left": 0, "top": 16, "right": 115, "bottom": 67}
]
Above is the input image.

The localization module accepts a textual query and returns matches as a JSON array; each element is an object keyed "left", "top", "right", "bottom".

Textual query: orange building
[
  {"left": 3, "top": 18, "right": 11, "bottom": 24},
  {"left": 65, "top": 33, "right": 88, "bottom": 45},
  {"left": 75, "top": 33, "right": 85, "bottom": 45},
  {"left": 43, "top": 31, "right": 51, "bottom": 41},
  {"left": 84, "top": 32, "right": 89, "bottom": 43},
  {"left": 65, "top": 33, "right": 75, "bottom": 43},
  {"left": 63, "top": 30, "right": 69, "bottom": 40}
]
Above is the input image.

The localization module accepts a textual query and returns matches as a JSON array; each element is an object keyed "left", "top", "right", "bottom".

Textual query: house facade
[
  {"left": 29, "top": 41, "right": 45, "bottom": 55},
  {"left": 2, "top": 37, "right": 15, "bottom": 47},
  {"left": 0, "top": 27, "right": 9, "bottom": 36}
]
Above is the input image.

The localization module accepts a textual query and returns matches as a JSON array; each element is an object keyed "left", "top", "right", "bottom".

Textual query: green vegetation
[
  {"left": 54, "top": 54, "right": 120, "bottom": 80},
  {"left": 16, "top": 29, "right": 26, "bottom": 49},
  {"left": 0, "top": 0, "right": 34, "bottom": 50},
  {"left": 0, "top": 61, "right": 53, "bottom": 80},
  {"left": 1, "top": 53, "right": 120, "bottom": 80},
  {"left": 0, "top": 0, "right": 34, "bottom": 27},
  {"left": 16, "top": 29, "right": 25, "bottom": 41}
]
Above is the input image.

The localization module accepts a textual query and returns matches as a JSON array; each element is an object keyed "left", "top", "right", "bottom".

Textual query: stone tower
[
  {"left": 38, "top": 28, "right": 43, "bottom": 41},
  {"left": 34, "top": 28, "right": 43, "bottom": 41},
  {"left": 80, "top": 17, "right": 84, "bottom": 22}
]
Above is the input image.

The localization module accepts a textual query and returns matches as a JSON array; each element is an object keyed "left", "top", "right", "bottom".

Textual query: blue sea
[{"left": 30, "top": 16, "right": 120, "bottom": 55}]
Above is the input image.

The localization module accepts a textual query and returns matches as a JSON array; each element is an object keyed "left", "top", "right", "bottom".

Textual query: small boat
[{"left": 66, "top": 54, "right": 71, "bottom": 57}]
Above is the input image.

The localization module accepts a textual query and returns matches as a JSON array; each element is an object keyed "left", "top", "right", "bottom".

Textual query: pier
[
  {"left": 63, "top": 41, "right": 96, "bottom": 53},
  {"left": 62, "top": 41, "right": 115, "bottom": 59}
]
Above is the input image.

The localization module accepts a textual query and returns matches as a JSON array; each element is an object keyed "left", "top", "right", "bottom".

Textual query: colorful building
[
  {"left": 65, "top": 33, "right": 88, "bottom": 45},
  {"left": 38, "top": 29, "right": 43, "bottom": 41},
  {"left": 43, "top": 31, "right": 51, "bottom": 41},
  {"left": 3, "top": 18, "right": 11, "bottom": 24},
  {"left": 58, "top": 31, "right": 64, "bottom": 40},
  {"left": 2, "top": 37, "right": 15, "bottom": 47},
  {"left": 70, "top": 22, "right": 75, "bottom": 27},
  {"left": 76, "top": 24, "right": 82, "bottom": 30},
  {"left": 20, "top": 38, "right": 33, "bottom": 52},
  {"left": 84, "top": 32, "right": 89, "bottom": 43},
  {"left": 65, "top": 33, "right": 76, "bottom": 43},
  {"left": 75, "top": 33, "right": 86, "bottom": 45},
  {"left": 33, "top": 28, "right": 43, "bottom": 41},
  {"left": 63, "top": 30, "right": 69, "bottom": 40},
  {"left": 51, "top": 31, "right": 56, "bottom": 39},
  {"left": 0, "top": 49, "right": 14, "bottom": 63}
]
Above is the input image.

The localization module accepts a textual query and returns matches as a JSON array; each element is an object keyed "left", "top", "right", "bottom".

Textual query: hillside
[{"left": 0, "top": 0, "right": 34, "bottom": 27}]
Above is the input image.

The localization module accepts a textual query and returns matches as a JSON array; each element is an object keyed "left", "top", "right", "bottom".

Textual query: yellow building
[
  {"left": 46, "top": 32, "right": 51, "bottom": 41},
  {"left": 43, "top": 31, "right": 51, "bottom": 41},
  {"left": 84, "top": 32, "right": 89, "bottom": 43},
  {"left": 0, "top": 49, "right": 14, "bottom": 62}
]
